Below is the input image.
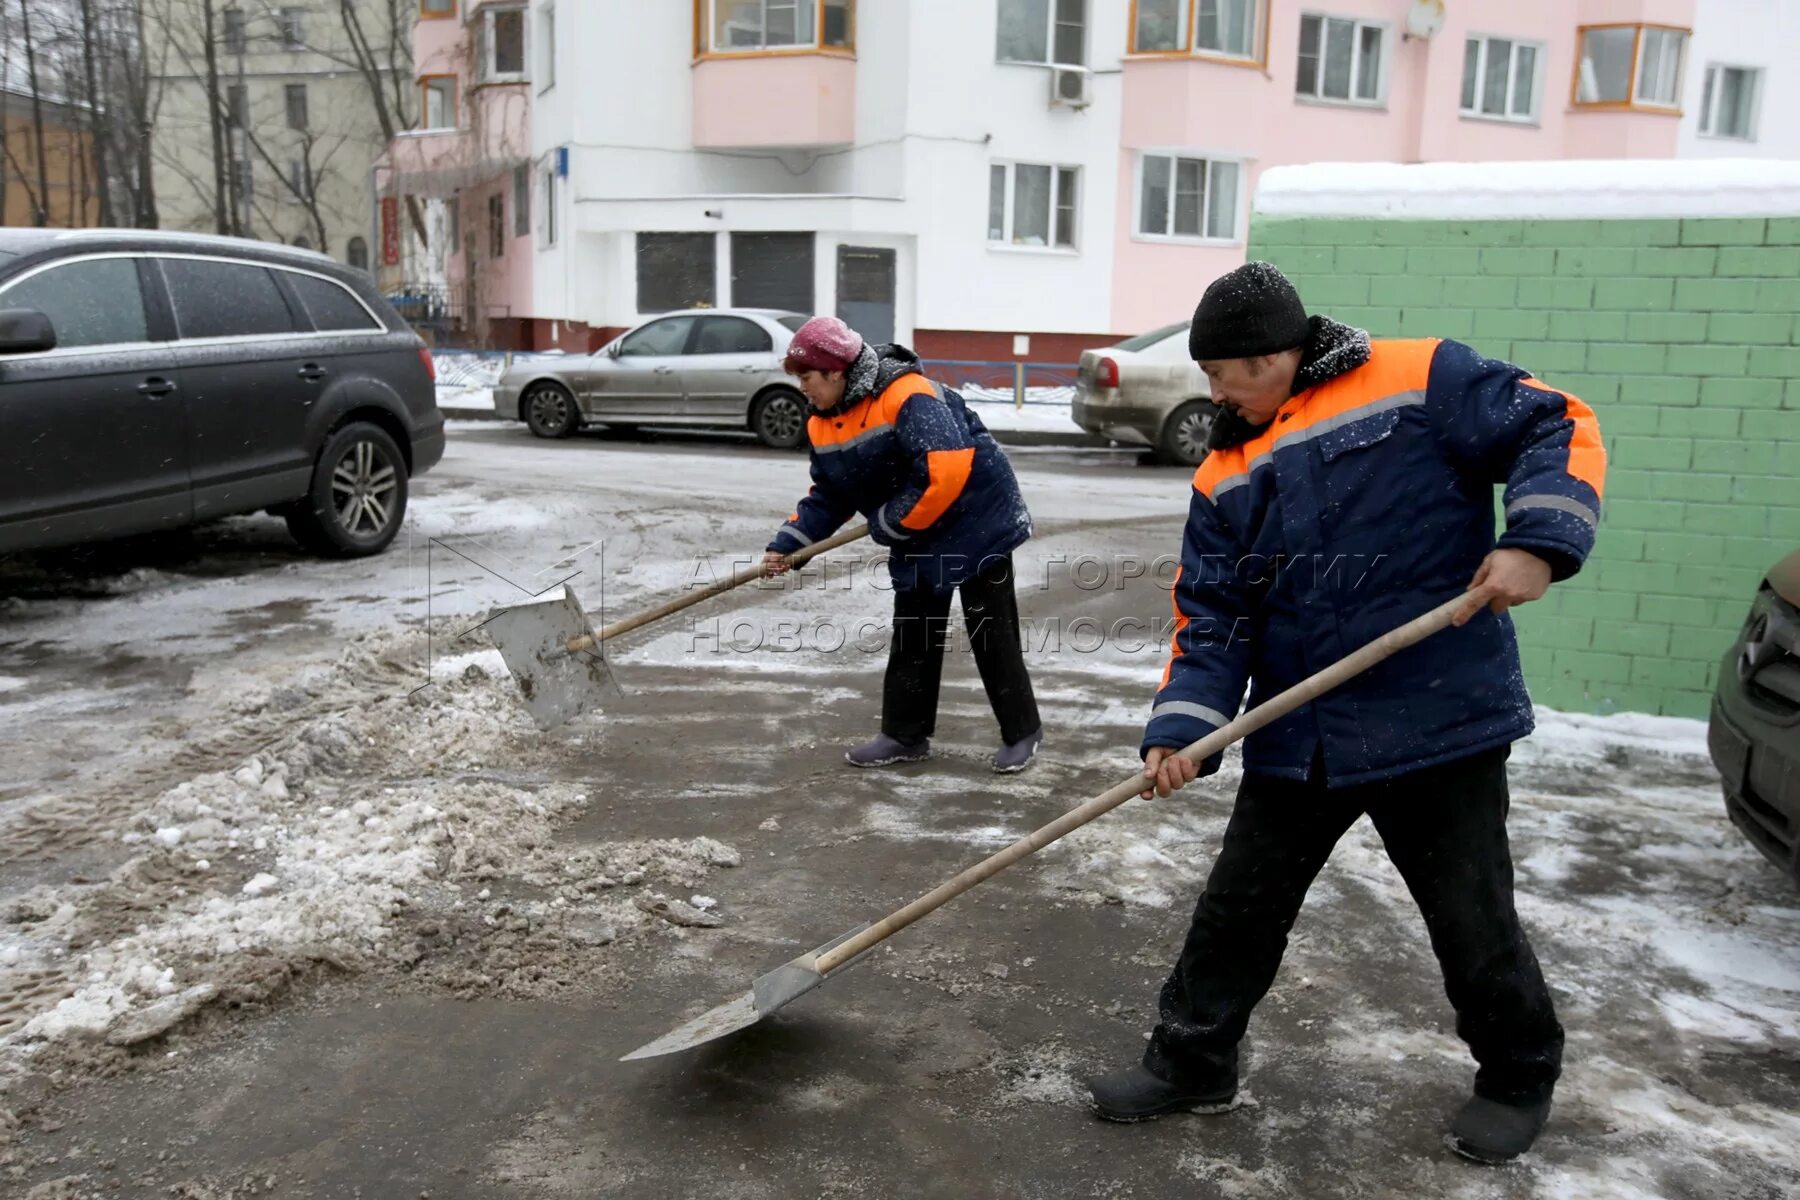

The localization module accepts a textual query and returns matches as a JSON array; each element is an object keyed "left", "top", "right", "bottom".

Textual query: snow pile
[
  {"left": 0, "top": 633, "right": 741, "bottom": 1064},
  {"left": 1255, "top": 158, "right": 1800, "bottom": 221}
]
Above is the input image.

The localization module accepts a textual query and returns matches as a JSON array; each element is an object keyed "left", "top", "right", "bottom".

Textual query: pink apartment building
[{"left": 380, "top": 1, "right": 1720, "bottom": 355}]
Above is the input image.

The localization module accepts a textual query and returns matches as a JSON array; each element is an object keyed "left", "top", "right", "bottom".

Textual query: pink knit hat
[{"left": 783, "top": 315, "right": 864, "bottom": 375}]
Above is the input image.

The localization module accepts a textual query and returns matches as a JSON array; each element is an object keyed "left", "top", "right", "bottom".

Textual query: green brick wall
[{"left": 1250, "top": 215, "right": 1800, "bottom": 719}]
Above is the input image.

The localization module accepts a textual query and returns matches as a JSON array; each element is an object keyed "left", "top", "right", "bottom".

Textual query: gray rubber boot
[{"left": 844, "top": 733, "right": 931, "bottom": 768}]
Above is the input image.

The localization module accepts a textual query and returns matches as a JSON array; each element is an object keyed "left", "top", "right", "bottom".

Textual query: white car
[
  {"left": 1072, "top": 322, "right": 1215, "bottom": 465},
  {"left": 495, "top": 309, "right": 811, "bottom": 448}
]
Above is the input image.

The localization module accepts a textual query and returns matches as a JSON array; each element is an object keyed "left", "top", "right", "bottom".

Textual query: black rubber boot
[
  {"left": 1449, "top": 1095, "right": 1553, "bottom": 1164},
  {"left": 1086, "top": 1065, "right": 1237, "bottom": 1123}
]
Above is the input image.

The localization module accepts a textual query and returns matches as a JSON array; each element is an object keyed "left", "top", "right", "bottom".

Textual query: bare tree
[
  {"left": 74, "top": 0, "right": 114, "bottom": 225},
  {"left": 332, "top": 0, "right": 424, "bottom": 245},
  {"left": 20, "top": 1, "right": 51, "bottom": 224}
]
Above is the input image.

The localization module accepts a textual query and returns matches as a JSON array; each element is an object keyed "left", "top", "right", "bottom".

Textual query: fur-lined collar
[
  {"left": 817, "top": 343, "right": 922, "bottom": 419},
  {"left": 1207, "top": 317, "right": 1373, "bottom": 451}
]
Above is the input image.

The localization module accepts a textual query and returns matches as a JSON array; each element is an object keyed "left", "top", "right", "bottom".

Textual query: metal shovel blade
[
  {"left": 484, "top": 584, "right": 621, "bottom": 730},
  {"left": 620, "top": 924, "right": 872, "bottom": 1061}
]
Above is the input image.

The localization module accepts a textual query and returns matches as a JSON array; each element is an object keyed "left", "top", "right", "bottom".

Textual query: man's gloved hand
[{"left": 1139, "top": 745, "right": 1200, "bottom": 800}]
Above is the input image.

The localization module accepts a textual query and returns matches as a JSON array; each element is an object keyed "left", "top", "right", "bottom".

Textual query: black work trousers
[
  {"left": 881, "top": 554, "right": 1040, "bottom": 746},
  {"left": 1143, "top": 746, "right": 1564, "bottom": 1106}
]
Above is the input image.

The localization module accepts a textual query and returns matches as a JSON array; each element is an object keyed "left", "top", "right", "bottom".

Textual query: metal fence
[
  {"left": 920, "top": 359, "right": 1081, "bottom": 409},
  {"left": 423, "top": 349, "right": 1082, "bottom": 410}
]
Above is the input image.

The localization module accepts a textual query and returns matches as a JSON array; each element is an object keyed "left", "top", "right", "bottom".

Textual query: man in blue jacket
[
  {"left": 1087, "top": 263, "right": 1606, "bottom": 1165},
  {"left": 764, "top": 317, "right": 1043, "bottom": 773}
]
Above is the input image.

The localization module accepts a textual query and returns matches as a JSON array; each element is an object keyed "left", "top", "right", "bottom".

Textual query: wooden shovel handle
[
  {"left": 814, "top": 590, "right": 1482, "bottom": 976},
  {"left": 563, "top": 523, "right": 872, "bottom": 655}
]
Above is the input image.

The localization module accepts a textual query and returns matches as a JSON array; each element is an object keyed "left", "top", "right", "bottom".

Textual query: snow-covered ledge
[{"left": 1255, "top": 159, "right": 1800, "bottom": 221}]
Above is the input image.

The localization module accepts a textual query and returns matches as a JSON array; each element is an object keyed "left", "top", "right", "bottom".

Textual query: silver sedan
[{"left": 496, "top": 309, "right": 812, "bottom": 449}]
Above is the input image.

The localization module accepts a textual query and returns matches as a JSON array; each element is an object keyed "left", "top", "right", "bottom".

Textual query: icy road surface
[{"left": 1, "top": 424, "right": 1795, "bottom": 1199}]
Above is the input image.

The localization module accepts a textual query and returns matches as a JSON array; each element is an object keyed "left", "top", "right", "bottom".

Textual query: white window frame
[
  {"left": 706, "top": 0, "right": 851, "bottom": 54},
  {"left": 537, "top": 2, "right": 556, "bottom": 92},
  {"left": 1295, "top": 12, "right": 1388, "bottom": 107},
  {"left": 476, "top": 3, "right": 529, "bottom": 84},
  {"left": 1460, "top": 34, "right": 1543, "bottom": 124},
  {"left": 1132, "top": 150, "right": 1244, "bottom": 246},
  {"left": 1634, "top": 26, "right": 1686, "bottom": 108},
  {"left": 1698, "top": 62, "right": 1760, "bottom": 139},
  {"left": 1193, "top": 0, "right": 1261, "bottom": 62},
  {"left": 538, "top": 158, "right": 559, "bottom": 249},
  {"left": 996, "top": 0, "right": 1087, "bottom": 68},
  {"left": 987, "top": 160, "right": 1080, "bottom": 253}
]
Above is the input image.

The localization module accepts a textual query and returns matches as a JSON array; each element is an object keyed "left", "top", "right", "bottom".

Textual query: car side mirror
[
  {"left": 606, "top": 343, "right": 622, "bottom": 359},
  {"left": 0, "top": 309, "right": 56, "bottom": 355}
]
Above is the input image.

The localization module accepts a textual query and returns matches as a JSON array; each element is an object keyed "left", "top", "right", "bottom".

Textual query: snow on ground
[{"left": 0, "top": 633, "right": 742, "bottom": 1106}]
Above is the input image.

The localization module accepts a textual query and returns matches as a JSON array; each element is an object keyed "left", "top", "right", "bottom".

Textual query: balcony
[
  {"left": 692, "top": 0, "right": 855, "bottom": 149},
  {"left": 387, "top": 86, "right": 531, "bottom": 198},
  {"left": 692, "top": 54, "right": 856, "bottom": 150}
]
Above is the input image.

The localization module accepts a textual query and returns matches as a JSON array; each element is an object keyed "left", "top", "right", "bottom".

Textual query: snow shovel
[
  {"left": 621, "top": 587, "right": 1492, "bottom": 1061},
  {"left": 485, "top": 522, "right": 871, "bottom": 729}
]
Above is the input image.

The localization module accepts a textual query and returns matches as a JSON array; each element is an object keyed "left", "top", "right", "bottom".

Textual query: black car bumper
[
  {"left": 412, "top": 418, "right": 446, "bottom": 477},
  {"left": 1708, "top": 591, "right": 1800, "bottom": 881}
]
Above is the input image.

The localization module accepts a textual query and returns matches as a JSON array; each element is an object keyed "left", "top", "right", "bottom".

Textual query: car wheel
[
  {"left": 523, "top": 382, "right": 580, "bottom": 439},
  {"left": 1157, "top": 401, "right": 1215, "bottom": 467},
  {"left": 752, "top": 388, "right": 808, "bottom": 450},
  {"left": 284, "top": 422, "right": 408, "bottom": 558}
]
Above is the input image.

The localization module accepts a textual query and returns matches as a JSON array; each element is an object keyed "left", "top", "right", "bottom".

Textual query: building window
[
  {"left": 489, "top": 194, "right": 505, "bottom": 257},
  {"left": 1699, "top": 64, "right": 1760, "bottom": 140},
  {"left": 1575, "top": 25, "right": 1689, "bottom": 109},
  {"left": 1130, "top": 0, "right": 1261, "bottom": 60},
  {"left": 420, "top": 0, "right": 455, "bottom": 16},
  {"left": 223, "top": 7, "right": 246, "bottom": 54},
  {"left": 538, "top": 3, "right": 556, "bottom": 90},
  {"left": 479, "top": 6, "right": 527, "bottom": 80},
  {"left": 705, "top": 0, "right": 853, "bottom": 54},
  {"left": 1132, "top": 0, "right": 1184, "bottom": 52},
  {"left": 988, "top": 162, "right": 1078, "bottom": 250},
  {"left": 1137, "top": 152, "right": 1239, "bottom": 242},
  {"left": 422, "top": 76, "right": 456, "bottom": 128},
  {"left": 227, "top": 83, "right": 249, "bottom": 127},
  {"left": 229, "top": 157, "right": 253, "bottom": 205},
  {"left": 1296, "top": 13, "right": 1385, "bottom": 105},
  {"left": 1460, "top": 36, "right": 1540, "bottom": 122},
  {"left": 347, "top": 237, "right": 370, "bottom": 270},
  {"left": 290, "top": 158, "right": 313, "bottom": 202},
  {"left": 285, "top": 83, "right": 309, "bottom": 130},
  {"left": 637, "top": 233, "right": 717, "bottom": 313},
  {"left": 1195, "top": 0, "right": 1257, "bottom": 59},
  {"left": 539, "top": 165, "right": 557, "bottom": 247},
  {"left": 997, "top": 0, "right": 1084, "bottom": 67},
  {"left": 278, "top": 7, "right": 306, "bottom": 49},
  {"left": 512, "top": 166, "right": 530, "bottom": 237}
]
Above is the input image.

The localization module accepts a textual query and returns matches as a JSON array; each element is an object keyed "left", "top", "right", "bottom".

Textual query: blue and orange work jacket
[
  {"left": 767, "top": 346, "right": 1032, "bottom": 592},
  {"left": 1144, "top": 328, "right": 1607, "bottom": 786}
]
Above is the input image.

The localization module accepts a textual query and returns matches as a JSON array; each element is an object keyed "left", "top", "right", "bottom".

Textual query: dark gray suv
[{"left": 0, "top": 230, "right": 443, "bottom": 558}]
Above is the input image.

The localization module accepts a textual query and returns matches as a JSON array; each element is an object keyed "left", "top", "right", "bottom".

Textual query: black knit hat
[{"left": 1188, "top": 261, "right": 1311, "bottom": 362}]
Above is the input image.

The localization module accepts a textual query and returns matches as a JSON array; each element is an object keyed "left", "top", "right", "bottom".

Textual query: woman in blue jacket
[{"left": 764, "top": 317, "right": 1042, "bottom": 773}]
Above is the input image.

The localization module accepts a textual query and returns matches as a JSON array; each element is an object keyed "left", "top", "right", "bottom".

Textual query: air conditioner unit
[{"left": 1050, "top": 65, "right": 1092, "bottom": 111}]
